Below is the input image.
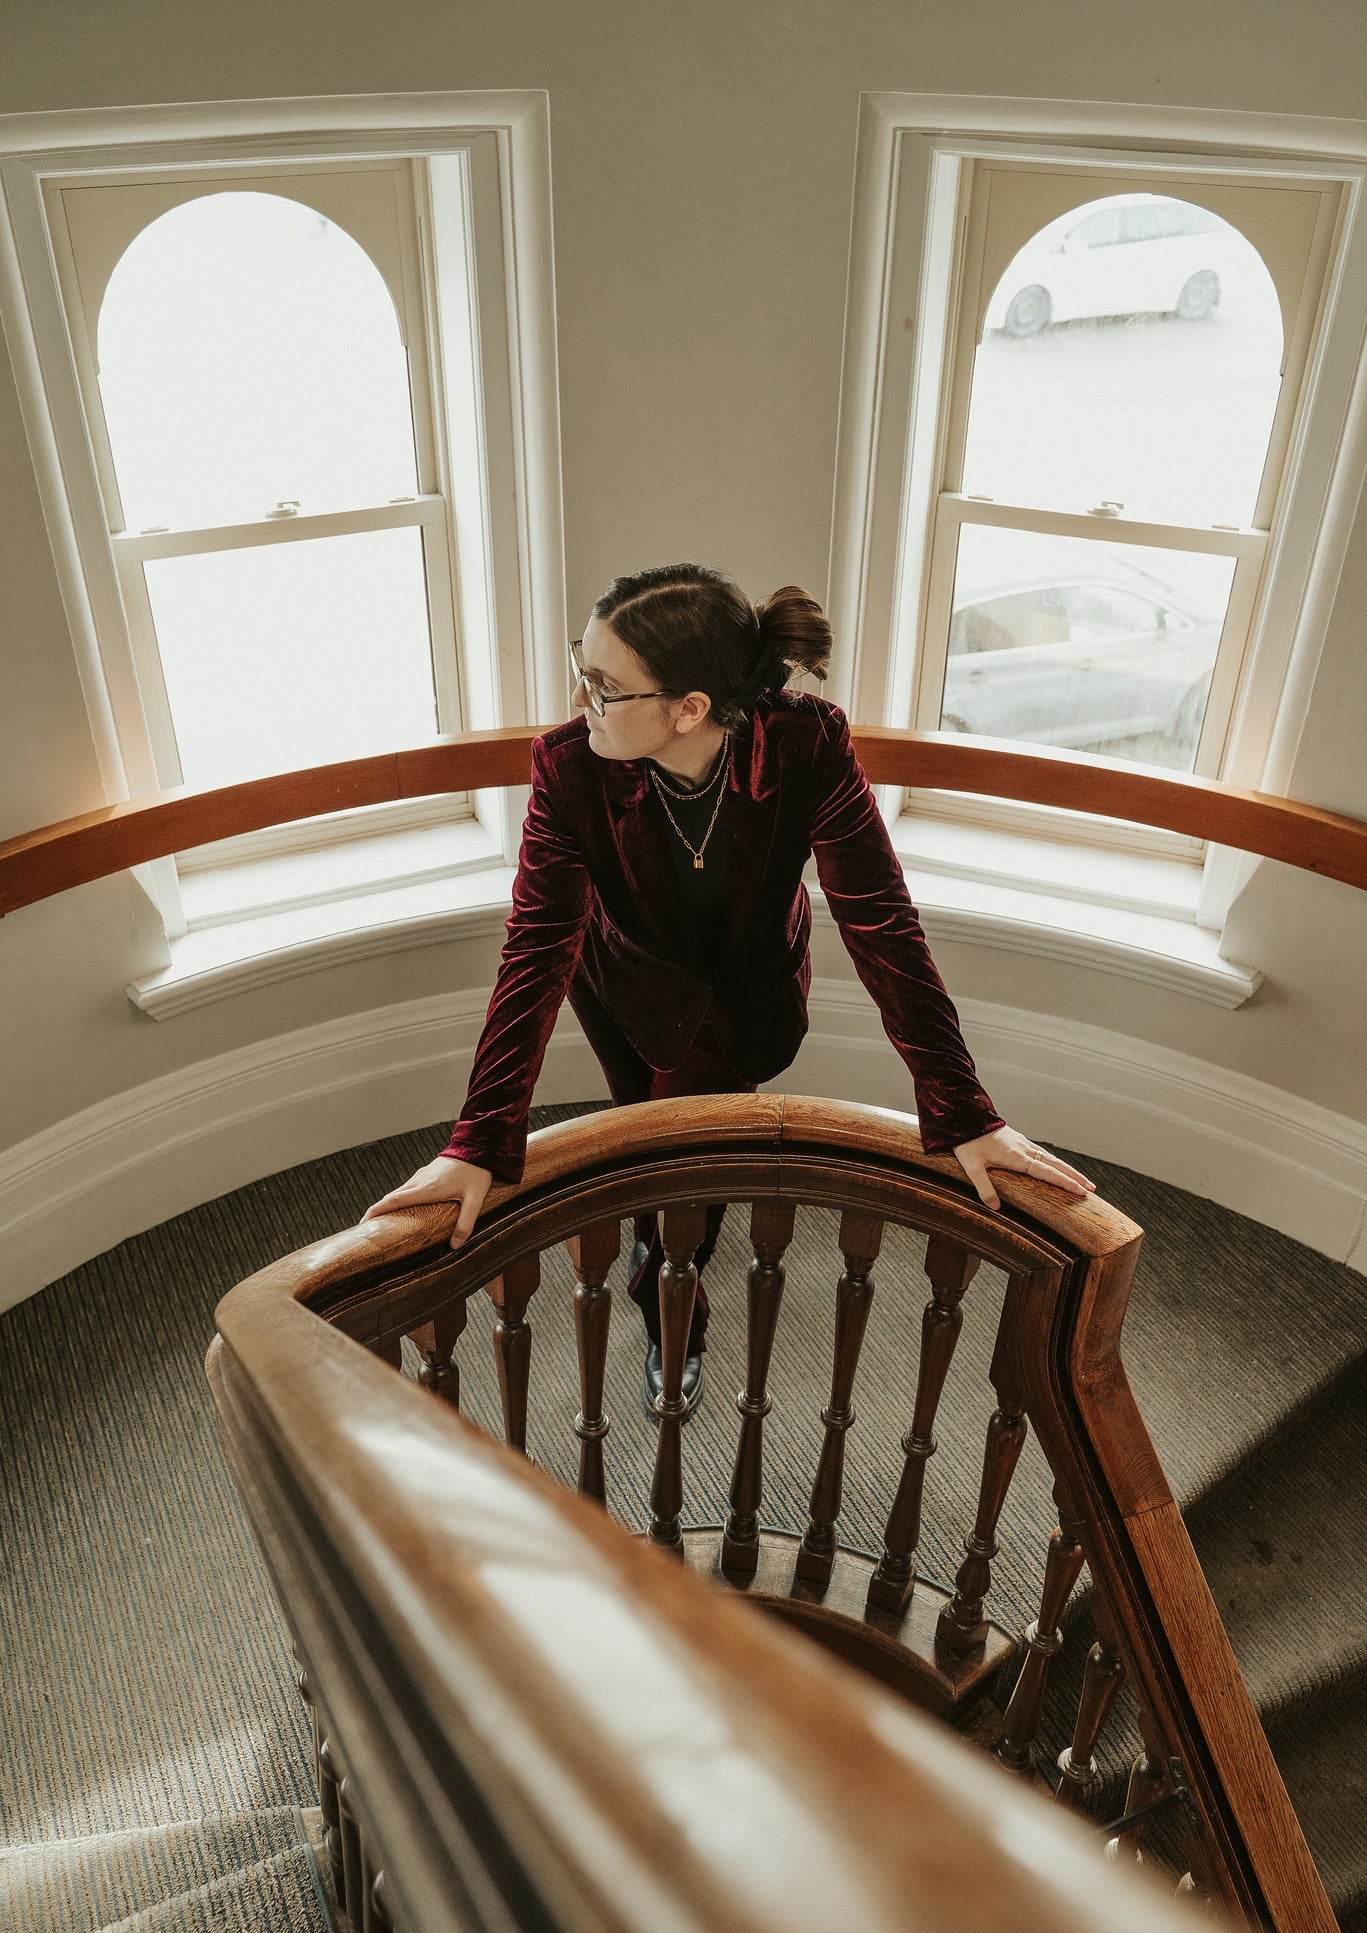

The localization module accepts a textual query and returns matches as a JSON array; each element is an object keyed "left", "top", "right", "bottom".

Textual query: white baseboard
[
  {"left": 0, "top": 991, "right": 606, "bottom": 1318},
  {"left": 779, "top": 982, "right": 1367, "bottom": 1275},
  {"left": 2, "top": 978, "right": 1364, "bottom": 1317}
]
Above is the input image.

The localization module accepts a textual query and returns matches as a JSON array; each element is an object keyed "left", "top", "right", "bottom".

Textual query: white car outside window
[
  {"left": 940, "top": 533, "right": 1221, "bottom": 769},
  {"left": 983, "top": 193, "right": 1238, "bottom": 338}
]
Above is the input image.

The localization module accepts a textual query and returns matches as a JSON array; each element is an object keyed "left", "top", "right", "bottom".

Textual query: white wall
[{"left": 4, "top": 0, "right": 1367, "bottom": 1296}]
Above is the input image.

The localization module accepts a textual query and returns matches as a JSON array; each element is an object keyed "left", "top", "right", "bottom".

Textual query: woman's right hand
[{"left": 361, "top": 1154, "right": 493, "bottom": 1249}]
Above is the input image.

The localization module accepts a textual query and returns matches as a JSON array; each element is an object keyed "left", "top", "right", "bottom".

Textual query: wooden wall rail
[
  {"left": 5, "top": 725, "right": 1367, "bottom": 917},
  {"left": 210, "top": 1106, "right": 1202, "bottom": 1933},
  {"left": 216, "top": 1094, "right": 1335, "bottom": 1933}
]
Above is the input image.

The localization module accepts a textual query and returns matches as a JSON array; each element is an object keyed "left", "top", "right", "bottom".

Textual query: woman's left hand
[{"left": 951, "top": 1125, "right": 1095, "bottom": 1212}]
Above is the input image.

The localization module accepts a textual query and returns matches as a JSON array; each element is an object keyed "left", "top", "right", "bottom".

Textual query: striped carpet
[{"left": 1, "top": 1102, "right": 1363, "bottom": 1927}]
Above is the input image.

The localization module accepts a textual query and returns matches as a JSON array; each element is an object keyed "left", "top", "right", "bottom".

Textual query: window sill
[
  {"left": 129, "top": 842, "right": 516, "bottom": 1020},
  {"left": 176, "top": 816, "right": 500, "bottom": 930},
  {"left": 862, "top": 816, "right": 1260, "bottom": 1008},
  {"left": 129, "top": 818, "right": 1260, "bottom": 1021}
]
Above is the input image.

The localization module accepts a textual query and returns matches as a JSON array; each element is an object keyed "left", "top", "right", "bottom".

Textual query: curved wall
[{"left": 4, "top": 0, "right": 1367, "bottom": 1302}]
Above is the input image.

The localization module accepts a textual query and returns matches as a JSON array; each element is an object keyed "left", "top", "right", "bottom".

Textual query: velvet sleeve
[
  {"left": 439, "top": 738, "right": 593, "bottom": 1181},
  {"left": 809, "top": 713, "right": 1005, "bottom": 1154}
]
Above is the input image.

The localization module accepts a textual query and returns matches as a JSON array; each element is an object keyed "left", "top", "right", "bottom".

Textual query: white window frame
[
  {"left": 0, "top": 93, "right": 565, "bottom": 961},
  {"left": 829, "top": 95, "right": 1367, "bottom": 991}
]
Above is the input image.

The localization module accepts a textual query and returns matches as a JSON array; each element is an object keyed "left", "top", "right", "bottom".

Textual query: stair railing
[
  {"left": 211, "top": 1093, "right": 1336, "bottom": 1931},
  {"left": 210, "top": 1112, "right": 1205, "bottom": 1933},
  {"left": 5, "top": 725, "right": 1367, "bottom": 914}
]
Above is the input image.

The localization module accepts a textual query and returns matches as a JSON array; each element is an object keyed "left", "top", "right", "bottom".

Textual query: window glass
[
  {"left": 965, "top": 193, "right": 1284, "bottom": 527},
  {"left": 942, "top": 524, "right": 1236, "bottom": 772},
  {"left": 143, "top": 526, "right": 436, "bottom": 788},
  {"left": 98, "top": 191, "right": 418, "bottom": 530}
]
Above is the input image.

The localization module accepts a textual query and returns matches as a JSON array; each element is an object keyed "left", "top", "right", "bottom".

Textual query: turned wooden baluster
[
  {"left": 994, "top": 1504, "right": 1087, "bottom": 1771},
  {"left": 566, "top": 1219, "right": 621, "bottom": 1505},
  {"left": 1105, "top": 1750, "right": 1171, "bottom": 1864},
  {"left": 867, "top": 1235, "right": 980, "bottom": 1615},
  {"left": 317, "top": 1735, "right": 345, "bottom": 1901},
  {"left": 1054, "top": 1597, "right": 1128, "bottom": 1812},
  {"left": 647, "top": 1203, "right": 707, "bottom": 1555},
  {"left": 337, "top": 1773, "right": 364, "bottom": 1919},
  {"left": 409, "top": 1301, "right": 469, "bottom": 1409},
  {"left": 721, "top": 1199, "right": 797, "bottom": 1576},
  {"left": 487, "top": 1254, "right": 541, "bottom": 1455},
  {"left": 795, "top": 1210, "right": 883, "bottom": 1590},
  {"left": 361, "top": 1842, "right": 391, "bottom": 1932},
  {"left": 368, "top": 1867, "right": 394, "bottom": 1930},
  {"left": 293, "top": 1652, "right": 318, "bottom": 1781},
  {"left": 936, "top": 1277, "right": 1030, "bottom": 1656}
]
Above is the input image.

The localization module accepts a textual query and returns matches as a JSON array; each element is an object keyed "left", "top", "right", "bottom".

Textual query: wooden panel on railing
[{"left": 6, "top": 725, "right": 1367, "bottom": 916}]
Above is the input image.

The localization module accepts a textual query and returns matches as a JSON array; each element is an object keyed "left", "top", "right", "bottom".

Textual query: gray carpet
[
  {"left": 0, "top": 1811, "right": 326, "bottom": 1933},
  {"left": 1, "top": 1101, "right": 1362, "bottom": 1924}
]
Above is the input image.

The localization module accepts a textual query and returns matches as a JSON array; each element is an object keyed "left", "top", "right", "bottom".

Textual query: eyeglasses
[{"left": 569, "top": 639, "right": 669, "bottom": 718}]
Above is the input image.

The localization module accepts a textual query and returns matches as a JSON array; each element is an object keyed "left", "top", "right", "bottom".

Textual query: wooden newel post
[
  {"left": 936, "top": 1275, "right": 1030, "bottom": 1656},
  {"left": 867, "top": 1235, "right": 979, "bottom": 1615},
  {"left": 647, "top": 1202, "right": 707, "bottom": 1555},
  {"left": 410, "top": 1301, "right": 469, "bottom": 1409},
  {"left": 795, "top": 1209, "right": 883, "bottom": 1591},
  {"left": 721, "top": 1198, "right": 797, "bottom": 1576},
  {"left": 566, "top": 1219, "right": 621, "bottom": 1506},
  {"left": 486, "top": 1254, "right": 541, "bottom": 1455}
]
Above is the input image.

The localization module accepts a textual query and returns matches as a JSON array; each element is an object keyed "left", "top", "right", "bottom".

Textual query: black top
[{"left": 646, "top": 749, "right": 730, "bottom": 971}]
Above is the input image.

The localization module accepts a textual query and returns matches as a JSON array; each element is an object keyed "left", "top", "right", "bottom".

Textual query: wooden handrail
[
  {"left": 6, "top": 725, "right": 1367, "bottom": 916},
  {"left": 213, "top": 1095, "right": 1336, "bottom": 1931},
  {"left": 210, "top": 1115, "right": 1200, "bottom": 1933}
]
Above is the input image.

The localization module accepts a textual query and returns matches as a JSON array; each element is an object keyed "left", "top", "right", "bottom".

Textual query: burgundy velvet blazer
[{"left": 440, "top": 693, "right": 1003, "bottom": 1181}]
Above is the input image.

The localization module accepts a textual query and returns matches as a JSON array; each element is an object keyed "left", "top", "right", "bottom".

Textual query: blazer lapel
[{"left": 726, "top": 700, "right": 782, "bottom": 947}]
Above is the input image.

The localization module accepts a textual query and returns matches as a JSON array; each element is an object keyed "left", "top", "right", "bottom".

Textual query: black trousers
[{"left": 566, "top": 972, "right": 759, "bottom": 1355}]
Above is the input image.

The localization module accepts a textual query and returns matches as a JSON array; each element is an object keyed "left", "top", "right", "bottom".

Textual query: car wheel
[
  {"left": 1176, "top": 270, "right": 1220, "bottom": 321},
  {"left": 1003, "top": 285, "right": 1052, "bottom": 337}
]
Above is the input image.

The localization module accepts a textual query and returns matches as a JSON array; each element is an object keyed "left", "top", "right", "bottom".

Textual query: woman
[{"left": 364, "top": 562, "right": 1092, "bottom": 1415}]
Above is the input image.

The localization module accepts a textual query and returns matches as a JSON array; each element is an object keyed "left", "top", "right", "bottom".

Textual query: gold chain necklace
[
  {"left": 649, "top": 742, "right": 729, "bottom": 871},
  {"left": 650, "top": 737, "right": 729, "bottom": 801}
]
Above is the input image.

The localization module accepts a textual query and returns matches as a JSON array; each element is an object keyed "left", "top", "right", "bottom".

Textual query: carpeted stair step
[
  {"left": 1260, "top": 1665, "right": 1367, "bottom": 1926},
  {"left": 1187, "top": 1353, "right": 1367, "bottom": 1721},
  {"left": 0, "top": 1807, "right": 329, "bottom": 1933},
  {"left": 100, "top": 1843, "right": 328, "bottom": 1931},
  {"left": 1044, "top": 1148, "right": 1367, "bottom": 1515}
]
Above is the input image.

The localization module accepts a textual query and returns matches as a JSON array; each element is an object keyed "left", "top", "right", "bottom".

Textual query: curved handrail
[
  {"left": 5, "top": 726, "right": 1367, "bottom": 916},
  {"left": 210, "top": 1098, "right": 1203, "bottom": 1933},
  {"left": 214, "top": 1094, "right": 1335, "bottom": 1931}
]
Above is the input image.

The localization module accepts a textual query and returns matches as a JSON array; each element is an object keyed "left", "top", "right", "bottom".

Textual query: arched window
[
  {"left": 98, "top": 190, "right": 418, "bottom": 531},
  {"left": 906, "top": 165, "right": 1337, "bottom": 795},
  {"left": 91, "top": 189, "right": 440, "bottom": 792}
]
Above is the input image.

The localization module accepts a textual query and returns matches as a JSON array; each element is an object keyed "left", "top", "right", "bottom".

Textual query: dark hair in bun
[{"left": 591, "top": 562, "right": 832, "bottom": 731}]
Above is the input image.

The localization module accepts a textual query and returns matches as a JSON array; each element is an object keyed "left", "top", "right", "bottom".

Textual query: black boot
[
  {"left": 631, "top": 1237, "right": 706, "bottom": 1421},
  {"left": 643, "top": 1341, "right": 705, "bottom": 1422}
]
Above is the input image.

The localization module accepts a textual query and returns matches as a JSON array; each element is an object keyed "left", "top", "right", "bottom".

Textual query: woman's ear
[{"left": 671, "top": 690, "right": 715, "bottom": 735}]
